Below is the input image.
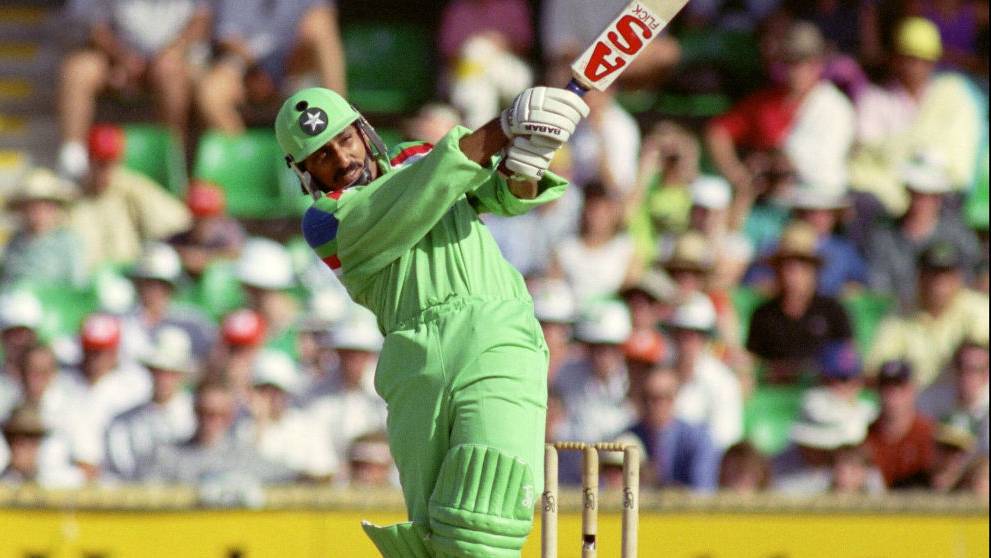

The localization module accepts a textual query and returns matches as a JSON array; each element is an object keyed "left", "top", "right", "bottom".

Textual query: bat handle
[{"left": 566, "top": 78, "right": 589, "bottom": 97}]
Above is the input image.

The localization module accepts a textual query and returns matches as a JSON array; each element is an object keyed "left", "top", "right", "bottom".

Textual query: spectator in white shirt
[
  {"left": 346, "top": 431, "right": 397, "bottom": 487},
  {"left": 65, "top": 313, "right": 152, "bottom": 480},
  {"left": 569, "top": 92, "right": 642, "bottom": 195},
  {"left": 665, "top": 294, "right": 743, "bottom": 449},
  {"left": 530, "top": 279, "right": 579, "bottom": 386},
  {"left": 105, "top": 327, "right": 196, "bottom": 481},
  {"left": 919, "top": 340, "right": 990, "bottom": 452},
  {"left": 554, "top": 301, "right": 637, "bottom": 445},
  {"left": 206, "top": 309, "right": 268, "bottom": 407},
  {"left": 0, "top": 292, "right": 46, "bottom": 421},
  {"left": 307, "top": 309, "right": 386, "bottom": 480},
  {"left": 1, "top": 405, "right": 83, "bottom": 488},
  {"left": 246, "top": 349, "right": 336, "bottom": 481}
]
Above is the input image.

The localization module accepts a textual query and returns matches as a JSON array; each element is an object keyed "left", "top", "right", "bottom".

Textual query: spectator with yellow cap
[
  {"left": 851, "top": 16, "right": 984, "bottom": 216},
  {"left": 1, "top": 168, "right": 85, "bottom": 288}
]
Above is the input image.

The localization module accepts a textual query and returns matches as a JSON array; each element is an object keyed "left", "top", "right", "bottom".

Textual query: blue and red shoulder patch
[{"left": 302, "top": 190, "right": 344, "bottom": 275}]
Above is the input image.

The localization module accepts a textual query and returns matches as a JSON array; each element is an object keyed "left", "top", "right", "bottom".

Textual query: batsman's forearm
[{"left": 459, "top": 119, "right": 509, "bottom": 166}]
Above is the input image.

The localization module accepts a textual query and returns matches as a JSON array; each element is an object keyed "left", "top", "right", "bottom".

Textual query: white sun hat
[
  {"left": 665, "top": 293, "right": 717, "bottom": 333},
  {"left": 237, "top": 238, "right": 294, "bottom": 290},
  {"left": 332, "top": 306, "right": 383, "bottom": 352},
  {"left": 690, "top": 175, "right": 732, "bottom": 210},
  {"left": 0, "top": 291, "right": 43, "bottom": 331},
  {"left": 252, "top": 349, "right": 299, "bottom": 394},
  {"left": 531, "top": 279, "right": 578, "bottom": 324},
  {"left": 140, "top": 326, "right": 195, "bottom": 374},
  {"left": 900, "top": 151, "right": 953, "bottom": 195},
  {"left": 130, "top": 242, "right": 183, "bottom": 284},
  {"left": 574, "top": 300, "right": 632, "bottom": 345}
]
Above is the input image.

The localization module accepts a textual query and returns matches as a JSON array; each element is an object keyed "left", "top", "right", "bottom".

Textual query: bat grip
[{"left": 565, "top": 79, "right": 589, "bottom": 97}]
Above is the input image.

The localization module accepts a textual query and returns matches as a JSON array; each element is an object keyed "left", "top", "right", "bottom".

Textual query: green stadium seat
[
  {"left": 842, "top": 291, "right": 894, "bottom": 354},
  {"left": 122, "top": 124, "right": 188, "bottom": 196},
  {"left": 374, "top": 127, "right": 404, "bottom": 150},
  {"left": 192, "top": 130, "right": 303, "bottom": 219},
  {"left": 744, "top": 386, "right": 804, "bottom": 455},
  {"left": 28, "top": 285, "right": 99, "bottom": 342},
  {"left": 965, "top": 145, "right": 988, "bottom": 231},
  {"left": 344, "top": 24, "right": 432, "bottom": 114}
]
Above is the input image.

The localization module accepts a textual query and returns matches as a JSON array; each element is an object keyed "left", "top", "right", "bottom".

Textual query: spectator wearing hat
[
  {"left": 747, "top": 189, "right": 867, "bottom": 297},
  {"left": 13, "top": 344, "right": 81, "bottom": 446},
  {"left": 599, "top": 432, "right": 647, "bottom": 491},
  {"left": 149, "top": 379, "right": 292, "bottom": 485},
  {"left": 706, "top": 21, "right": 855, "bottom": 199},
  {"left": 104, "top": 327, "right": 197, "bottom": 481},
  {"left": 919, "top": 340, "right": 989, "bottom": 453},
  {"left": 235, "top": 238, "right": 301, "bottom": 356},
  {"left": 57, "top": 0, "right": 211, "bottom": 178},
  {"left": 628, "top": 366, "right": 721, "bottom": 492},
  {"left": 627, "top": 121, "right": 702, "bottom": 260},
  {"left": 773, "top": 381, "right": 883, "bottom": 495},
  {"left": 666, "top": 294, "right": 743, "bottom": 450},
  {"left": 867, "top": 241, "right": 989, "bottom": 388},
  {"left": 851, "top": 17, "right": 983, "bottom": 216},
  {"left": 168, "top": 180, "right": 246, "bottom": 277},
  {"left": 747, "top": 222, "right": 853, "bottom": 382},
  {"left": 1, "top": 168, "right": 85, "bottom": 288},
  {"left": 207, "top": 309, "right": 268, "bottom": 406},
  {"left": 0, "top": 292, "right": 45, "bottom": 421},
  {"left": 531, "top": 279, "right": 580, "bottom": 385},
  {"left": 866, "top": 359, "right": 937, "bottom": 489},
  {"left": 196, "top": 0, "right": 346, "bottom": 134},
  {"left": 346, "top": 430, "right": 397, "bottom": 487},
  {"left": 64, "top": 313, "right": 152, "bottom": 479},
  {"left": 244, "top": 349, "right": 337, "bottom": 481},
  {"left": 619, "top": 270, "right": 676, "bottom": 402},
  {"left": 119, "top": 242, "right": 216, "bottom": 363},
  {"left": 1, "top": 404, "right": 83, "bottom": 488},
  {"left": 866, "top": 152, "right": 982, "bottom": 311},
  {"left": 930, "top": 422, "right": 981, "bottom": 492},
  {"left": 554, "top": 301, "right": 637, "bottom": 446},
  {"left": 687, "top": 175, "right": 754, "bottom": 292},
  {"left": 68, "top": 125, "right": 192, "bottom": 273},
  {"left": 553, "top": 183, "right": 640, "bottom": 305}
]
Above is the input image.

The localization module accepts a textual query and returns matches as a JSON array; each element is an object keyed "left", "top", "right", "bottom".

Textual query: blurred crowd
[{"left": 0, "top": 0, "right": 988, "bottom": 502}]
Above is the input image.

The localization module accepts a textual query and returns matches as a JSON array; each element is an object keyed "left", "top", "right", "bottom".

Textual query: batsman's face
[{"left": 303, "top": 125, "right": 377, "bottom": 192}]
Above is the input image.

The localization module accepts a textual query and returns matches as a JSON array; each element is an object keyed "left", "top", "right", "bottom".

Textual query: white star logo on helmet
[{"left": 299, "top": 108, "right": 328, "bottom": 136}]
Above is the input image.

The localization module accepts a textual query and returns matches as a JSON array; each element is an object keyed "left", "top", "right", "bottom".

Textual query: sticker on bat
[{"left": 571, "top": 2, "right": 667, "bottom": 91}]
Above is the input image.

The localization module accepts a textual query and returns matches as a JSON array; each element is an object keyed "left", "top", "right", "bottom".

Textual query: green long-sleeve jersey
[{"left": 301, "top": 126, "right": 568, "bottom": 333}]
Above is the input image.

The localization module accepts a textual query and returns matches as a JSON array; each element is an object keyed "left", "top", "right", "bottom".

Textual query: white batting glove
[
  {"left": 503, "top": 136, "right": 559, "bottom": 181},
  {"left": 500, "top": 86, "right": 590, "bottom": 146}
]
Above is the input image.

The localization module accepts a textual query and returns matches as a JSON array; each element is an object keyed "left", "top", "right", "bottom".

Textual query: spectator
[
  {"left": 831, "top": 443, "right": 884, "bottom": 495},
  {"left": 733, "top": 149, "right": 797, "bottom": 255},
  {"left": 65, "top": 314, "right": 152, "bottom": 479},
  {"left": 748, "top": 189, "right": 867, "bottom": 297},
  {"left": 16, "top": 344, "right": 80, "bottom": 447},
  {"left": 930, "top": 422, "right": 979, "bottom": 492},
  {"left": 620, "top": 270, "right": 677, "bottom": 402},
  {"left": 104, "top": 327, "right": 196, "bottom": 481},
  {"left": 553, "top": 183, "right": 639, "bottom": 305},
  {"left": 707, "top": 21, "right": 855, "bottom": 198},
  {"left": 665, "top": 294, "right": 743, "bottom": 449},
  {"left": 554, "top": 301, "right": 637, "bottom": 444},
  {"left": 865, "top": 152, "right": 982, "bottom": 311},
  {"left": 568, "top": 91, "right": 641, "bottom": 195},
  {"left": 235, "top": 238, "right": 301, "bottom": 357},
  {"left": 600, "top": 432, "right": 647, "bottom": 490},
  {"left": 774, "top": 384, "right": 883, "bottom": 495},
  {"left": 197, "top": 0, "right": 346, "bottom": 134},
  {"left": 168, "top": 180, "right": 246, "bottom": 278},
  {"left": 246, "top": 349, "right": 335, "bottom": 481},
  {"left": 919, "top": 341, "right": 989, "bottom": 448},
  {"left": 442, "top": 0, "right": 535, "bottom": 128},
  {"left": 746, "top": 222, "right": 853, "bottom": 381},
  {"left": 627, "top": 121, "right": 701, "bottom": 260},
  {"left": 207, "top": 309, "right": 268, "bottom": 406},
  {"left": 629, "top": 366, "right": 721, "bottom": 492},
  {"left": 119, "top": 242, "right": 216, "bottom": 362},
  {"left": 866, "top": 360, "right": 937, "bottom": 489},
  {"left": 687, "top": 176, "right": 754, "bottom": 292},
  {"left": 851, "top": 17, "right": 983, "bottom": 216},
  {"left": 1, "top": 168, "right": 85, "bottom": 288},
  {"left": 0, "top": 292, "right": 44, "bottom": 421},
  {"left": 967, "top": 456, "right": 989, "bottom": 499},
  {"left": 531, "top": 279, "right": 579, "bottom": 385},
  {"left": 719, "top": 442, "right": 771, "bottom": 494},
  {"left": 68, "top": 125, "right": 192, "bottom": 273},
  {"left": 867, "top": 242, "right": 990, "bottom": 388},
  {"left": 1, "top": 405, "right": 83, "bottom": 488},
  {"left": 148, "top": 380, "right": 292, "bottom": 484},
  {"left": 306, "top": 310, "right": 386, "bottom": 474},
  {"left": 58, "top": 0, "right": 211, "bottom": 178},
  {"left": 347, "top": 431, "right": 396, "bottom": 487}
]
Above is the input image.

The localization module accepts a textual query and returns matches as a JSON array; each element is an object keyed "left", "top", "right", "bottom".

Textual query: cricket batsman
[{"left": 275, "top": 86, "right": 588, "bottom": 557}]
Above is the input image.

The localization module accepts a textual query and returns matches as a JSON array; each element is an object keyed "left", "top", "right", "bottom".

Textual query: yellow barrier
[{"left": 0, "top": 508, "right": 987, "bottom": 558}]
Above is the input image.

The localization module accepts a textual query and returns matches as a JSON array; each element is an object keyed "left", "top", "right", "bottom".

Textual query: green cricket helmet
[{"left": 276, "top": 87, "right": 359, "bottom": 163}]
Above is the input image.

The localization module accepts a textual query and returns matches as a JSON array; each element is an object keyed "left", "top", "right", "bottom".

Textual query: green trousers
[{"left": 374, "top": 295, "right": 549, "bottom": 526}]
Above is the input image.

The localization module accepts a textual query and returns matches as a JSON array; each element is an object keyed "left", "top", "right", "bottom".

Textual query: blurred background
[{"left": 0, "top": 0, "right": 987, "bottom": 556}]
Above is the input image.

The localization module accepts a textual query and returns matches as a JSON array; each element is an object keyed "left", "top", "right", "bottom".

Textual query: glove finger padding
[
  {"left": 504, "top": 137, "right": 557, "bottom": 181},
  {"left": 501, "top": 86, "right": 589, "bottom": 143}
]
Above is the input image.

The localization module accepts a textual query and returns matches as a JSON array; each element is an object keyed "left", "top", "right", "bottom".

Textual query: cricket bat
[{"left": 565, "top": 0, "right": 692, "bottom": 96}]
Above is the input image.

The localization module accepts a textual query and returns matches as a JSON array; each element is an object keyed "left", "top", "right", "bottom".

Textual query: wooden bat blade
[{"left": 569, "top": 0, "right": 691, "bottom": 93}]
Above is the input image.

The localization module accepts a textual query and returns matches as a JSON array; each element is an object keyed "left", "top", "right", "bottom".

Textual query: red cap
[
  {"left": 80, "top": 314, "right": 121, "bottom": 351},
  {"left": 623, "top": 330, "right": 668, "bottom": 365},
  {"left": 222, "top": 309, "right": 267, "bottom": 347},
  {"left": 87, "top": 124, "right": 126, "bottom": 163},
  {"left": 186, "top": 180, "right": 226, "bottom": 217}
]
